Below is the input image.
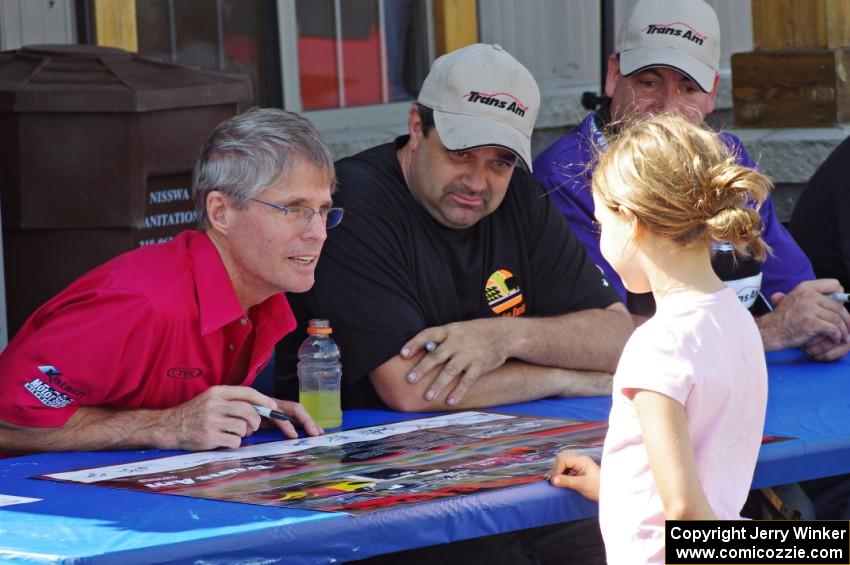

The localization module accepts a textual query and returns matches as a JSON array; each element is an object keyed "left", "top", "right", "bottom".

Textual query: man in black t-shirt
[{"left": 278, "top": 44, "right": 631, "bottom": 413}]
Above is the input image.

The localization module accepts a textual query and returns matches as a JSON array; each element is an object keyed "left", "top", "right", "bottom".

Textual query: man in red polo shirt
[{"left": 0, "top": 108, "right": 341, "bottom": 452}]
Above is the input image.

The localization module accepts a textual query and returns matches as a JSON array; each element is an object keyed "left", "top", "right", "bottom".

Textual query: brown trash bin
[{"left": 0, "top": 45, "right": 252, "bottom": 336}]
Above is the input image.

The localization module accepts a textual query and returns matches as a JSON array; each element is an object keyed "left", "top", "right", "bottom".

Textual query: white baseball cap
[
  {"left": 617, "top": 0, "right": 720, "bottom": 93},
  {"left": 417, "top": 43, "right": 540, "bottom": 171}
]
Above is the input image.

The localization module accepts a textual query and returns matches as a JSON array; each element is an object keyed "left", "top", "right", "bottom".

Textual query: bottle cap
[{"left": 307, "top": 319, "right": 333, "bottom": 335}]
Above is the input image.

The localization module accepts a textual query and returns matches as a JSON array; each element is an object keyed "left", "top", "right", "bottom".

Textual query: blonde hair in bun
[{"left": 592, "top": 113, "right": 771, "bottom": 260}]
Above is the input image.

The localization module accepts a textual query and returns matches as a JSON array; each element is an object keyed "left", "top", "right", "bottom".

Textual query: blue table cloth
[{"left": 0, "top": 349, "right": 847, "bottom": 564}]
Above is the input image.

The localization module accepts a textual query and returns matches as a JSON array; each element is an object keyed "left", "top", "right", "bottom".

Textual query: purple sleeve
[
  {"left": 533, "top": 118, "right": 628, "bottom": 301},
  {"left": 759, "top": 197, "right": 815, "bottom": 296},
  {"left": 723, "top": 134, "right": 815, "bottom": 296}
]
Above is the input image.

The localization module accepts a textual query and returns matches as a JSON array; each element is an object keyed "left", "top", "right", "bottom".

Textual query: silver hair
[{"left": 192, "top": 107, "right": 335, "bottom": 230}]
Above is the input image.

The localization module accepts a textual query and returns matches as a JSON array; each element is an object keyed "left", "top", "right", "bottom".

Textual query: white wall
[
  {"left": 480, "top": 0, "right": 753, "bottom": 90},
  {"left": 0, "top": 0, "right": 76, "bottom": 50},
  {"left": 478, "top": 0, "right": 600, "bottom": 87}
]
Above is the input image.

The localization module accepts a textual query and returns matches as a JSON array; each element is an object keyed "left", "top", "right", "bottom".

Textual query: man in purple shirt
[{"left": 534, "top": 0, "right": 850, "bottom": 362}]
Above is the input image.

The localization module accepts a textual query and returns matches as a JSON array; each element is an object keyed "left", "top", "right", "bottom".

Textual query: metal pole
[
  {"left": 0, "top": 198, "right": 7, "bottom": 350},
  {"left": 277, "top": 0, "right": 303, "bottom": 112},
  {"left": 215, "top": 0, "right": 225, "bottom": 71},
  {"left": 378, "top": 0, "right": 389, "bottom": 103},
  {"left": 425, "top": 0, "right": 435, "bottom": 63},
  {"left": 167, "top": 0, "right": 177, "bottom": 62},
  {"left": 333, "top": 0, "right": 346, "bottom": 107},
  {"left": 600, "top": 0, "right": 615, "bottom": 91},
  {"left": 582, "top": 0, "right": 616, "bottom": 110}
]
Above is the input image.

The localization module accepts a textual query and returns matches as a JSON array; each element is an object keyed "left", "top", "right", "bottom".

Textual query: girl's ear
[{"left": 618, "top": 205, "right": 643, "bottom": 241}]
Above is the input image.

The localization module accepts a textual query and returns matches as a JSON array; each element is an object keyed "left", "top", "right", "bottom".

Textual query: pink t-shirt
[{"left": 598, "top": 287, "right": 767, "bottom": 565}]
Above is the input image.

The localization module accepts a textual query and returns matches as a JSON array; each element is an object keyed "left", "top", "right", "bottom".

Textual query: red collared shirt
[{"left": 0, "top": 231, "right": 296, "bottom": 427}]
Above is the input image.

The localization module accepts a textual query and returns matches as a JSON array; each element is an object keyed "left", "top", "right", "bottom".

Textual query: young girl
[{"left": 549, "top": 113, "right": 770, "bottom": 564}]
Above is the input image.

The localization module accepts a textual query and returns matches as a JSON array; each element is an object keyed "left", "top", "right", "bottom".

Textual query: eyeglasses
[{"left": 249, "top": 198, "right": 344, "bottom": 229}]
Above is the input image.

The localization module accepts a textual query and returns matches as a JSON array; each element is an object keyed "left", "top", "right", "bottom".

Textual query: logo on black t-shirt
[{"left": 485, "top": 269, "right": 526, "bottom": 317}]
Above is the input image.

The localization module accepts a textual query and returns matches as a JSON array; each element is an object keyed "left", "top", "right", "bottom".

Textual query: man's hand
[
  {"left": 373, "top": 306, "right": 627, "bottom": 411},
  {"left": 400, "top": 318, "right": 511, "bottom": 406},
  {"left": 270, "top": 398, "right": 324, "bottom": 438},
  {"left": 161, "top": 386, "right": 323, "bottom": 451},
  {"left": 0, "top": 387, "right": 323, "bottom": 453},
  {"left": 757, "top": 279, "right": 850, "bottom": 356},
  {"left": 800, "top": 334, "right": 850, "bottom": 362},
  {"left": 546, "top": 450, "right": 600, "bottom": 501}
]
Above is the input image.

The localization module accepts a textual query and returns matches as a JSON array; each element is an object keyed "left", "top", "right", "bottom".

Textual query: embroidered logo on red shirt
[
  {"left": 167, "top": 367, "right": 203, "bottom": 379},
  {"left": 24, "top": 366, "right": 76, "bottom": 409},
  {"left": 38, "top": 365, "right": 87, "bottom": 397}
]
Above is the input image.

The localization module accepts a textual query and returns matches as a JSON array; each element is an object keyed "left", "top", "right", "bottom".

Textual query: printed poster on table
[{"left": 39, "top": 411, "right": 607, "bottom": 515}]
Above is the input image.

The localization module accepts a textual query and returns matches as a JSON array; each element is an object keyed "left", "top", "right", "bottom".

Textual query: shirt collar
[
  {"left": 189, "top": 231, "right": 250, "bottom": 335},
  {"left": 253, "top": 293, "right": 297, "bottom": 351},
  {"left": 189, "top": 231, "right": 297, "bottom": 338},
  {"left": 586, "top": 111, "right": 609, "bottom": 151}
]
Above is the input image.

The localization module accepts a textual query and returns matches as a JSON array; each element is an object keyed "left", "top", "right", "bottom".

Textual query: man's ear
[
  {"left": 206, "top": 190, "right": 233, "bottom": 235},
  {"left": 706, "top": 73, "right": 720, "bottom": 114},
  {"left": 407, "top": 105, "right": 423, "bottom": 149},
  {"left": 604, "top": 53, "right": 621, "bottom": 98}
]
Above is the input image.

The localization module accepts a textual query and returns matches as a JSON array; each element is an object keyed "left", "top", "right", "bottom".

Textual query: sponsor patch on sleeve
[
  {"left": 24, "top": 377, "right": 74, "bottom": 408},
  {"left": 22, "top": 365, "right": 83, "bottom": 409}
]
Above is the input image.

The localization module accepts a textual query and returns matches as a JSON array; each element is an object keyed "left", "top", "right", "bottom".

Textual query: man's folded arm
[
  {"left": 371, "top": 357, "right": 613, "bottom": 412},
  {"left": 370, "top": 302, "right": 630, "bottom": 412},
  {"left": 507, "top": 302, "right": 631, "bottom": 373}
]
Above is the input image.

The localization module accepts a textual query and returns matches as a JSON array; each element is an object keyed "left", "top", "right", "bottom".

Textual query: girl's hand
[{"left": 545, "top": 450, "right": 600, "bottom": 501}]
